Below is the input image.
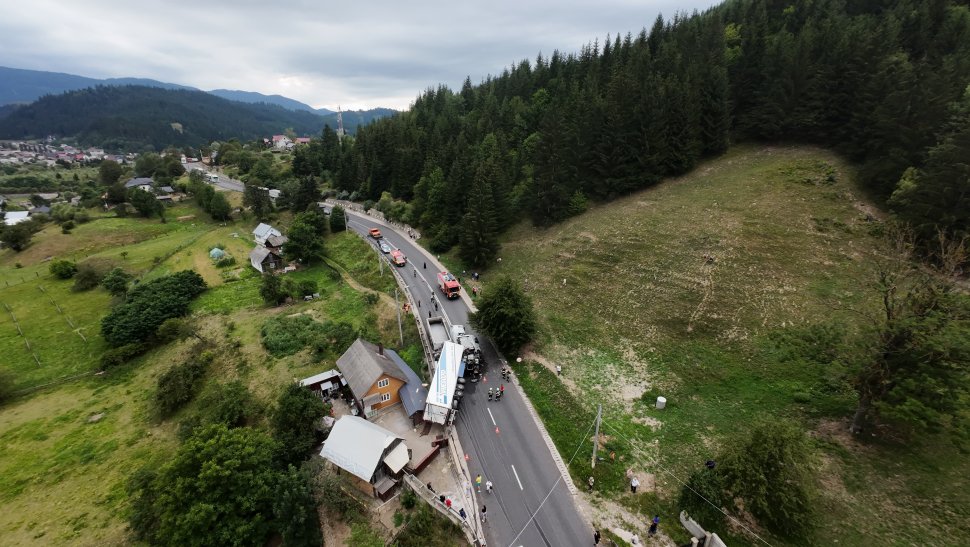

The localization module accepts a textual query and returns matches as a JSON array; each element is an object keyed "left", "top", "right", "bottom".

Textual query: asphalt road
[
  {"left": 345, "top": 213, "right": 592, "bottom": 547},
  {"left": 186, "top": 164, "right": 245, "bottom": 192}
]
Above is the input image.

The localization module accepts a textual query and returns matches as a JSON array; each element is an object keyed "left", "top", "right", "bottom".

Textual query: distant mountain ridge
[
  {"left": 0, "top": 85, "right": 328, "bottom": 150},
  {"left": 0, "top": 85, "right": 399, "bottom": 150},
  {"left": 0, "top": 66, "right": 193, "bottom": 105},
  {"left": 207, "top": 89, "right": 334, "bottom": 114},
  {"left": 0, "top": 66, "right": 340, "bottom": 115}
]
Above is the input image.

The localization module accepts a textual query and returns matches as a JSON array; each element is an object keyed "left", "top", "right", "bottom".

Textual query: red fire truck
[{"left": 436, "top": 271, "right": 461, "bottom": 299}]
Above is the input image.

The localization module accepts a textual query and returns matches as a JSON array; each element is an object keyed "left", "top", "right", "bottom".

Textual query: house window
[
  {"left": 377, "top": 378, "right": 389, "bottom": 388},
  {"left": 380, "top": 393, "right": 391, "bottom": 403}
]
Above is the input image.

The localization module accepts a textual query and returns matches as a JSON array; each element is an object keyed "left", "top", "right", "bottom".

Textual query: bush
[
  {"left": 100, "top": 267, "right": 133, "bottom": 297},
  {"left": 155, "top": 351, "right": 213, "bottom": 416},
  {"left": 314, "top": 467, "right": 363, "bottom": 522},
  {"left": 99, "top": 343, "right": 147, "bottom": 370},
  {"left": 678, "top": 469, "right": 727, "bottom": 532},
  {"left": 261, "top": 315, "right": 324, "bottom": 357},
  {"left": 719, "top": 420, "right": 816, "bottom": 537},
  {"left": 73, "top": 258, "right": 118, "bottom": 291},
  {"left": 156, "top": 317, "right": 192, "bottom": 343},
  {"left": 215, "top": 255, "right": 236, "bottom": 268},
  {"left": 297, "top": 279, "right": 317, "bottom": 297},
  {"left": 260, "top": 273, "right": 286, "bottom": 305},
  {"left": 101, "top": 270, "right": 207, "bottom": 347},
  {"left": 49, "top": 259, "right": 78, "bottom": 279},
  {"left": 311, "top": 321, "right": 357, "bottom": 360},
  {"left": 61, "top": 220, "right": 75, "bottom": 233},
  {"left": 179, "top": 381, "right": 254, "bottom": 439},
  {"left": 199, "top": 381, "right": 253, "bottom": 428},
  {"left": 401, "top": 486, "right": 417, "bottom": 510}
]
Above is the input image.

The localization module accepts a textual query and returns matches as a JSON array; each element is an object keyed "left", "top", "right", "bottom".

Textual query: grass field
[
  {"left": 489, "top": 146, "right": 970, "bottom": 545},
  {"left": 0, "top": 203, "right": 423, "bottom": 545}
]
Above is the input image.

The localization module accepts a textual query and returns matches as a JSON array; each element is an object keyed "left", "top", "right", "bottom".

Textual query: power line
[
  {"left": 601, "top": 419, "right": 773, "bottom": 547},
  {"left": 506, "top": 417, "right": 597, "bottom": 547}
]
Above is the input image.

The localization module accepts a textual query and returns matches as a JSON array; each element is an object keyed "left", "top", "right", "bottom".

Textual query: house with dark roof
[
  {"left": 336, "top": 339, "right": 428, "bottom": 420},
  {"left": 249, "top": 246, "right": 282, "bottom": 273},
  {"left": 265, "top": 234, "right": 288, "bottom": 254},
  {"left": 123, "top": 177, "right": 154, "bottom": 191}
]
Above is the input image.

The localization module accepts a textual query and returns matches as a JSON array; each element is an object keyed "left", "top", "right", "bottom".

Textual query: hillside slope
[
  {"left": 488, "top": 146, "right": 969, "bottom": 546},
  {"left": 0, "top": 85, "right": 326, "bottom": 150}
]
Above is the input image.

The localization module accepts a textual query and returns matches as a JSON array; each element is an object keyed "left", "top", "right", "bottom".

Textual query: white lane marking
[
  {"left": 511, "top": 464, "right": 524, "bottom": 490},
  {"left": 487, "top": 407, "right": 496, "bottom": 426}
]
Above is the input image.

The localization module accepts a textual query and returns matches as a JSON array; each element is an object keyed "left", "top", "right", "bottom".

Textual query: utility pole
[
  {"left": 394, "top": 288, "right": 404, "bottom": 345},
  {"left": 379, "top": 254, "right": 384, "bottom": 276},
  {"left": 592, "top": 404, "right": 602, "bottom": 468}
]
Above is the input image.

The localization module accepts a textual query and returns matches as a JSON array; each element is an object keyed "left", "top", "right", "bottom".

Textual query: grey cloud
[{"left": 0, "top": 0, "right": 719, "bottom": 110}]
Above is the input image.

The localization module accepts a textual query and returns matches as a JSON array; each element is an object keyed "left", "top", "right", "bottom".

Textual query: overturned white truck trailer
[{"left": 424, "top": 341, "right": 465, "bottom": 425}]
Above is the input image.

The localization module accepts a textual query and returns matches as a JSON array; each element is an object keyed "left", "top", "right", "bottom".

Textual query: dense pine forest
[{"left": 291, "top": 0, "right": 970, "bottom": 266}]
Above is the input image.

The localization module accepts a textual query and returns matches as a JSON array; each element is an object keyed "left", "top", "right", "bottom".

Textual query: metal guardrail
[{"left": 340, "top": 205, "right": 485, "bottom": 546}]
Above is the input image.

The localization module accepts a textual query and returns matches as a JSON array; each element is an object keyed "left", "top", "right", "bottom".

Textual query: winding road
[{"left": 343, "top": 211, "right": 592, "bottom": 547}]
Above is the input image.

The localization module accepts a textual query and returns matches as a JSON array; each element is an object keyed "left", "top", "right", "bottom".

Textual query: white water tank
[{"left": 656, "top": 396, "right": 667, "bottom": 410}]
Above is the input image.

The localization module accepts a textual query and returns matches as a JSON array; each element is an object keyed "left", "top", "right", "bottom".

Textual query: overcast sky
[{"left": 0, "top": 0, "right": 721, "bottom": 111}]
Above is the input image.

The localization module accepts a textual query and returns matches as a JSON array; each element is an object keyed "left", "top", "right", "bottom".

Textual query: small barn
[
  {"left": 320, "top": 416, "right": 411, "bottom": 499},
  {"left": 299, "top": 369, "right": 346, "bottom": 398},
  {"left": 249, "top": 247, "right": 282, "bottom": 273}
]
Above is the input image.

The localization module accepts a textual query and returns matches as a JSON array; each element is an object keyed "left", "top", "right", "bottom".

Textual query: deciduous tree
[
  {"left": 285, "top": 213, "right": 326, "bottom": 265},
  {"left": 271, "top": 384, "right": 327, "bottom": 466},
  {"left": 329, "top": 205, "right": 346, "bottom": 232},
  {"left": 470, "top": 276, "right": 537, "bottom": 357},
  {"left": 848, "top": 228, "right": 970, "bottom": 435},
  {"left": 127, "top": 425, "right": 282, "bottom": 546}
]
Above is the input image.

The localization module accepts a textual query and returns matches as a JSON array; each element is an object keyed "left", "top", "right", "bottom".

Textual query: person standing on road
[
  {"left": 588, "top": 476, "right": 595, "bottom": 492},
  {"left": 556, "top": 364, "right": 562, "bottom": 376},
  {"left": 423, "top": 262, "right": 426, "bottom": 269},
  {"left": 485, "top": 480, "right": 493, "bottom": 494},
  {"left": 459, "top": 508, "right": 467, "bottom": 520},
  {"left": 649, "top": 515, "right": 659, "bottom": 536},
  {"left": 631, "top": 476, "right": 639, "bottom": 494},
  {"left": 594, "top": 530, "right": 601, "bottom": 545},
  {"left": 475, "top": 474, "right": 482, "bottom": 492},
  {"left": 480, "top": 505, "right": 487, "bottom": 523}
]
